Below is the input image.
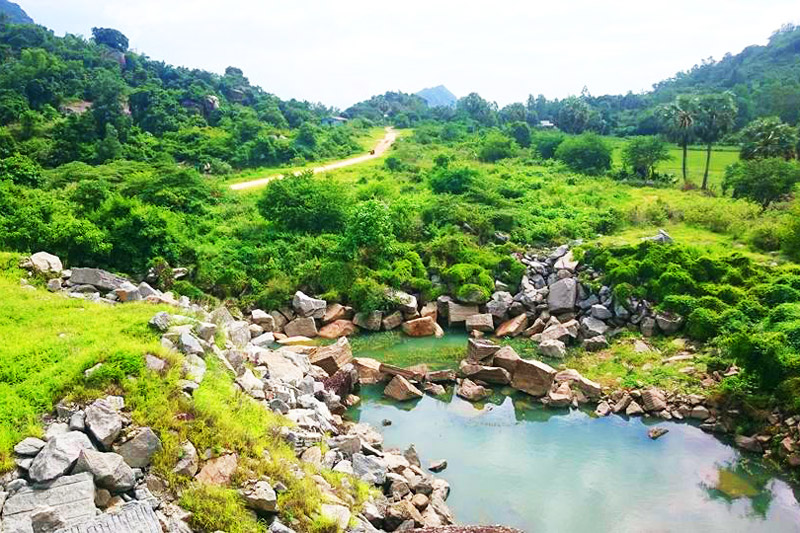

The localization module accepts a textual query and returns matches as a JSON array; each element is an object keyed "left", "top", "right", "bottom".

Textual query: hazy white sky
[{"left": 18, "top": 0, "right": 799, "bottom": 109}]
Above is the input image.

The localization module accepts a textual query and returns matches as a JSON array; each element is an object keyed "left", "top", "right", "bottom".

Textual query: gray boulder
[
  {"left": 590, "top": 304, "right": 613, "bottom": 320},
  {"left": 656, "top": 312, "right": 684, "bottom": 334},
  {"left": 547, "top": 278, "right": 578, "bottom": 314},
  {"left": 284, "top": 317, "right": 318, "bottom": 338},
  {"left": 172, "top": 441, "right": 198, "bottom": 477},
  {"left": 226, "top": 321, "right": 252, "bottom": 348},
  {"left": 580, "top": 316, "right": 609, "bottom": 338},
  {"left": 538, "top": 339, "right": 566, "bottom": 358},
  {"left": 241, "top": 481, "right": 278, "bottom": 513},
  {"left": 386, "top": 289, "right": 417, "bottom": 315},
  {"left": 292, "top": 291, "right": 326, "bottom": 319},
  {"left": 73, "top": 450, "right": 135, "bottom": 493},
  {"left": 2, "top": 473, "right": 95, "bottom": 533},
  {"left": 352, "top": 453, "right": 387, "bottom": 485},
  {"left": 182, "top": 353, "right": 206, "bottom": 383},
  {"left": 28, "top": 432, "right": 95, "bottom": 483},
  {"left": 115, "top": 428, "right": 162, "bottom": 468},
  {"left": 486, "top": 291, "right": 513, "bottom": 319},
  {"left": 14, "top": 437, "right": 46, "bottom": 456},
  {"left": 69, "top": 268, "right": 127, "bottom": 292},
  {"left": 51, "top": 501, "right": 160, "bottom": 533},
  {"left": 29, "top": 252, "right": 63, "bottom": 275},
  {"left": 84, "top": 398, "right": 123, "bottom": 450},
  {"left": 148, "top": 312, "right": 171, "bottom": 332},
  {"left": 353, "top": 311, "right": 382, "bottom": 332},
  {"left": 178, "top": 332, "right": 204, "bottom": 356}
]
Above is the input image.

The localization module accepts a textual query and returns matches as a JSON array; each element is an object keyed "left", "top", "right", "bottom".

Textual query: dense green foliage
[
  {"left": 723, "top": 158, "right": 800, "bottom": 207},
  {"left": 555, "top": 133, "right": 612, "bottom": 175}
]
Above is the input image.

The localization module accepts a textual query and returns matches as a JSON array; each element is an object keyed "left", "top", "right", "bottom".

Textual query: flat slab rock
[
  {"left": 54, "top": 501, "right": 160, "bottom": 533},
  {"left": 2, "top": 472, "right": 96, "bottom": 533}
]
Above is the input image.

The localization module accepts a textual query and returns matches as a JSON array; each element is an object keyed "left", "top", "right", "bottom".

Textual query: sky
[{"left": 18, "top": 0, "right": 800, "bottom": 110}]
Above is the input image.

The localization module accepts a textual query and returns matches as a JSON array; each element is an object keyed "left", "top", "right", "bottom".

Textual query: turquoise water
[{"left": 349, "top": 387, "right": 800, "bottom": 532}]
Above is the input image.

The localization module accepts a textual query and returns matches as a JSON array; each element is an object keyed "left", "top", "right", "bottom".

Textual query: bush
[
  {"left": 349, "top": 278, "right": 391, "bottom": 312},
  {"left": 443, "top": 263, "right": 493, "bottom": 304},
  {"left": 722, "top": 158, "right": 800, "bottom": 208},
  {"left": 257, "top": 171, "right": 349, "bottom": 233},
  {"left": 478, "top": 130, "right": 516, "bottom": 162},
  {"left": 531, "top": 131, "right": 565, "bottom": 159},
  {"left": 621, "top": 136, "right": 672, "bottom": 179},
  {"left": 429, "top": 165, "right": 478, "bottom": 195},
  {"left": 686, "top": 308, "right": 720, "bottom": 341},
  {"left": 0, "top": 153, "right": 41, "bottom": 186},
  {"left": 554, "top": 133, "right": 612, "bottom": 175}
]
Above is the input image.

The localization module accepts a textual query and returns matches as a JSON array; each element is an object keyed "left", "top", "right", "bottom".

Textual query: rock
[
  {"left": 420, "top": 302, "right": 438, "bottom": 322},
  {"left": 29, "top": 252, "right": 63, "bottom": 275},
  {"left": 429, "top": 460, "right": 447, "bottom": 473},
  {"left": 114, "top": 428, "right": 162, "bottom": 469},
  {"left": 486, "top": 292, "right": 513, "bottom": 319},
  {"left": 466, "top": 338, "right": 500, "bottom": 362},
  {"left": 460, "top": 362, "right": 511, "bottom": 385},
  {"left": 353, "top": 357, "right": 386, "bottom": 384},
  {"left": 402, "top": 317, "right": 437, "bottom": 337},
  {"left": 495, "top": 314, "right": 528, "bottom": 337},
  {"left": 283, "top": 317, "right": 317, "bottom": 338},
  {"left": 640, "top": 317, "right": 657, "bottom": 337},
  {"left": 322, "top": 303, "right": 349, "bottom": 324},
  {"left": 84, "top": 398, "right": 123, "bottom": 450},
  {"left": 47, "top": 278, "right": 62, "bottom": 292},
  {"left": 456, "top": 379, "right": 491, "bottom": 402},
  {"left": 145, "top": 354, "right": 166, "bottom": 373},
  {"left": 114, "top": 281, "right": 142, "bottom": 303},
  {"left": 352, "top": 453, "right": 387, "bottom": 485},
  {"left": 386, "top": 289, "right": 418, "bottom": 314},
  {"left": 182, "top": 353, "right": 206, "bottom": 383},
  {"left": 385, "top": 500, "right": 424, "bottom": 530},
  {"left": 546, "top": 382, "right": 573, "bottom": 407},
  {"left": 538, "top": 339, "right": 566, "bottom": 358},
  {"left": 242, "top": 481, "right": 278, "bottom": 513},
  {"left": 582, "top": 335, "right": 608, "bottom": 351},
  {"left": 641, "top": 389, "right": 667, "bottom": 412},
  {"left": 49, "top": 501, "right": 160, "bottom": 533},
  {"left": 177, "top": 331, "right": 204, "bottom": 356},
  {"left": 321, "top": 504, "right": 351, "bottom": 530},
  {"left": 309, "top": 336, "right": 353, "bottom": 375},
  {"left": 554, "top": 369, "right": 601, "bottom": 398},
  {"left": 735, "top": 435, "right": 763, "bottom": 453},
  {"left": 1, "top": 473, "right": 96, "bottom": 533},
  {"left": 690, "top": 405, "right": 710, "bottom": 420},
  {"left": 14, "top": 437, "right": 46, "bottom": 456},
  {"left": 648, "top": 427, "right": 669, "bottom": 440},
  {"left": 412, "top": 493, "right": 429, "bottom": 510},
  {"left": 195, "top": 454, "right": 238, "bottom": 485},
  {"left": 539, "top": 323, "right": 571, "bottom": 344},
  {"left": 656, "top": 312, "right": 684, "bottom": 334},
  {"left": 465, "top": 313, "right": 494, "bottom": 333},
  {"left": 148, "top": 312, "right": 171, "bottom": 332},
  {"left": 511, "top": 358, "right": 556, "bottom": 397},
  {"left": 547, "top": 278, "right": 578, "bottom": 314},
  {"left": 580, "top": 316, "right": 608, "bottom": 338},
  {"left": 626, "top": 401, "right": 644, "bottom": 416},
  {"left": 354, "top": 311, "right": 383, "bottom": 332},
  {"left": 172, "top": 442, "right": 199, "bottom": 477},
  {"left": 31, "top": 505, "right": 68, "bottom": 533},
  {"left": 590, "top": 304, "right": 613, "bottom": 320},
  {"left": 73, "top": 450, "right": 135, "bottom": 492},
  {"left": 69, "top": 268, "right": 127, "bottom": 291},
  {"left": 446, "top": 302, "right": 479, "bottom": 326},
  {"left": 554, "top": 250, "right": 578, "bottom": 271},
  {"left": 382, "top": 311, "right": 404, "bottom": 331},
  {"left": 28, "top": 432, "right": 95, "bottom": 483},
  {"left": 318, "top": 319, "right": 356, "bottom": 339},
  {"left": 493, "top": 346, "right": 521, "bottom": 373},
  {"left": 523, "top": 317, "right": 547, "bottom": 337},
  {"left": 384, "top": 376, "right": 423, "bottom": 401},
  {"left": 292, "top": 291, "right": 326, "bottom": 319},
  {"left": 595, "top": 401, "right": 611, "bottom": 417}
]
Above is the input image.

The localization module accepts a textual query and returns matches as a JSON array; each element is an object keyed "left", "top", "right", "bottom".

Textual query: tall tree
[
  {"left": 556, "top": 96, "right": 590, "bottom": 134},
  {"left": 696, "top": 92, "right": 738, "bottom": 189},
  {"left": 659, "top": 95, "right": 698, "bottom": 184}
]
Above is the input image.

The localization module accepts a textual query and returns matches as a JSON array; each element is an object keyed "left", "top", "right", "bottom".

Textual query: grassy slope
[{"left": 0, "top": 253, "right": 365, "bottom": 533}]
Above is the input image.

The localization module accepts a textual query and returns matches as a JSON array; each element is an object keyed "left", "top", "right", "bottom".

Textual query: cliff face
[{"left": 0, "top": 0, "right": 33, "bottom": 24}]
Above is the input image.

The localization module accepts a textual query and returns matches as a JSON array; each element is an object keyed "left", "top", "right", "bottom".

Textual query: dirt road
[{"left": 230, "top": 127, "right": 397, "bottom": 191}]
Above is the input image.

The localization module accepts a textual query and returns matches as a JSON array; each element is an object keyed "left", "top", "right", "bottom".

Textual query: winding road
[{"left": 230, "top": 127, "right": 397, "bottom": 191}]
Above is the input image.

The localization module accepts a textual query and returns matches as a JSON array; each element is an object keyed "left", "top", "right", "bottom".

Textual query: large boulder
[
  {"left": 486, "top": 291, "right": 513, "bottom": 319},
  {"left": 402, "top": 317, "right": 437, "bottom": 337},
  {"left": 386, "top": 289, "right": 418, "bottom": 315},
  {"left": 242, "top": 480, "right": 278, "bottom": 513},
  {"left": 29, "top": 252, "right": 63, "bottom": 275},
  {"left": 465, "top": 313, "right": 494, "bottom": 333},
  {"left": 226, "top": 321, "right": 252, "bottom": 348},
  {"left": 511, "top": 359, "right": 556, "bottom": 397},
  {"left": 47, "top": 501, "right": 160, "bottom": 533},
  {"left": 641, "top": 388, "right": 667, "bottom": 412},
  {"left": 495, "top": 314, "right": 528, "bottom": 337},
  {"left": 352, "top": 453, "right": 387, "bottom": 485},
  {"left": 256, "top": 349, "right": 306, "bottom": 384},
  {"left": 354, "top": 311, "right": 383, "bottom": 332},
  {"left": 466, "top": 338, "right": 500, "bottom": 363},
  {"left": 1, "top": 473, "right": 96, "bottom": 533},
  {"left": 196, "top": 454, "right": 238, "bottom": 485},
  {"left": 84, "top": 398, "right": 124, "bottom": 450},
  {"left": 292, "top": 291, "right": 326, "bottom": 319},
  {"left": 173, "top": 441, "right": 199, "bottom": 477},
  {"left": 309, "top": 337, "right": 353, "bottom": 375},
  {"left": 493, "top": 346, "right": 521, "bottom": 373},
  {"left": 28, "top": 431, "right": 95, "bottom": 483},
  {"left": 580, "top": 316, "right": 608, "bottom": 338},
  {"left": 538, "top": 339, "right": 566, "bottom": 358},
  {"left": 115, "top": 427, "right": 162, "bottom": 468},
  {"left": 318, "top": 319, "right": 357, "bottom": 339},
  {"left": 459, "top": 362, "right": 511, "bottom": 385},
  {"left": 384, "top": 376, "right": 423, "bottom": 401},
  {"left": 446, "top": 302, "right": 479, "bottom": 326},
  {"left": 353, "top": 357, "right": 387, "bottom": 384},
  {"left": 656, "top": 312, "right": 684, "bottom": 334},
  {"left": 547, "top": 278, "right": 578, "bottom": 314},
  {"left": 73, "top": 449, "right": 135, "bottom": 492},
  {"left": 553, "top": 368, "right": 602, "bottom": 398},
  {"left": 69, "top": 268, "right": 127, "bottom": 291},
  {"left": 284, "top": 317, "right": 318, "bottom": 338}
]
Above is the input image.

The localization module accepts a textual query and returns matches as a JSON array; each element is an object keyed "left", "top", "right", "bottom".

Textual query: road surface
[{"left": 230, "top": 127, "right": 397, "bottom": 191}]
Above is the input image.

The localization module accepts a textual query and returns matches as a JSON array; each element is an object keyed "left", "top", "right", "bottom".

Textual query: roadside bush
[
  {"left": 257, "top": 171, "right": 349, "bottom": 233},
  {"left": 554, "top": 133, "right": 612, "bottom": 175}
]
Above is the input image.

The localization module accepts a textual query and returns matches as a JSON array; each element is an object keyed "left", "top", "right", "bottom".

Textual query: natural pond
[{"left": 347, "top": 335, "right": 800, "bottom": 532}]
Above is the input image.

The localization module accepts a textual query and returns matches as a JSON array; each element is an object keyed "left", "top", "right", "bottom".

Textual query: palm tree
[
  {"left": 659, "top": 95, "right": 698, "bottom": 185},
  {"left": 740, "top": 117, "right": 799, "bottom": 161},
  {"left": 695, "top": 93, "right": 738, "bottom": 189}
]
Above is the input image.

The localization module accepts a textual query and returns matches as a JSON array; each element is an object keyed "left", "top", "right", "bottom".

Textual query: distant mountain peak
[
  {"left": 0, "top": 0, "right": 32, "bottom": 24},
  {"left": 416, "top": 85, "right": 457, "bottom": 108}
]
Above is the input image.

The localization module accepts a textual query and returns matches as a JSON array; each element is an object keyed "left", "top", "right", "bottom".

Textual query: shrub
[
  {"left": 429, "top": 165, "right": 478, "bottom": 195},
  {"left": 554, "top": 133, "right": 612, "bottom": 175},
  {"left": 506, "top": 121, "right": 531, "bottom": 148},
  {"left": 0, "top": 153, "right": 41, "bottom": 186},
  {"left": 724, "top": 331, "right": 794, "bottom": 389},
  {"left": 349, "top": 278, "right": 391, "bottom": 312},
  {"left": 257, "top": 171, "right": 349, "bottom": 233},
  {"left": 686, "top": 308, "right": 720, "bottom": 341},
  {"left": 621, "top": 136, "right": 672, "bottom": 179},
  {"left": 722, "top": 158, "right": 800, "bottom": 208},
  {"left": 443, "top": 263, "right": 493, "bottom": 304},
  {"left": 478, "top": 130, "right": 516, "bottom": 162},
  {"left": 531, "top": 131, "right": 566, "bottom": 159}
]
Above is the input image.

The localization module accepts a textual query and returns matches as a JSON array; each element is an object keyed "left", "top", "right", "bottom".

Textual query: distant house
[
  {"left": 539, "top": 120, "right": 556, "bottom": 129},
  {"left": 321, "top": 116, "right": 348, "bottom": 126}
]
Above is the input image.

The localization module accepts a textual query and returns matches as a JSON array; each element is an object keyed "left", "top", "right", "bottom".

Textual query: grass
[{"left": 0, "top": 252, "right": 370, "bottom": 532}]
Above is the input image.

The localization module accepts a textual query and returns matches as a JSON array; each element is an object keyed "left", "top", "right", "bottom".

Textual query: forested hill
[
  {"left": 652, "top": 23, "right": 800, "bottom": 125},
  {"left": 0, "top": 21, "right": 365, "bottom": 171},
  {"left": 0, "top": 0, "right": 32, "bottom": 24},
  {"left": 345, "top": 24, "right": 800, "bottom": 136}
]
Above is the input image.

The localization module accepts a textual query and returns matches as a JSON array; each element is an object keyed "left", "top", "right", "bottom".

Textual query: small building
[
  {"left": 539, "top": 120, "right": 556, "bottom": 129},
  {"left": 321, "top": 116, "right": 348, "bottom": 126}
]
